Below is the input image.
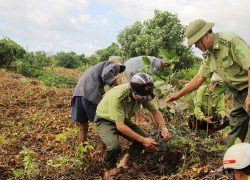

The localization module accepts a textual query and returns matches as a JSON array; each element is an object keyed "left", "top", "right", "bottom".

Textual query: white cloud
[{"left": 0, "top": 0, "right": 250, "bottom": 56}]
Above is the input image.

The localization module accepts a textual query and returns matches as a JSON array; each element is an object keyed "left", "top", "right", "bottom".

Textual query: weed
[{"left": 12, "top": 146, "right": 39, "bottom": 179}]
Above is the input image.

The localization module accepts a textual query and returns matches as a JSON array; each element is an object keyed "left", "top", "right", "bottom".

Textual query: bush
[
  {"left": 37, "top": 71, "right": 77, "bottom": 88},
  {"left": 15, "top": 52, "right": 50, "bottom": 77},
  {"left": 0, "top": 37, "right": 26, "bottom": 69},
  {"left": 174, "top": 67, "right": 198, "bottom": 81},
  {"left": 53, "top": 52, "right": 82, "bottom": 68}
]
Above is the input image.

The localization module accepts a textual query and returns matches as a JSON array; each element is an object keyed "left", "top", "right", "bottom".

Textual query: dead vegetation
[{"left": 0, "top": 69, "right": 228, "bottom": 179}]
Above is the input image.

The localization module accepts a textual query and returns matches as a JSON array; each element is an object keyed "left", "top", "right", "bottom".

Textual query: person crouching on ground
[
  {"left": 94, "top": 72, "right": 171, "bottom": 179},
  {"left": 188, "top": 73, "right": 229, "bottom": 133}
]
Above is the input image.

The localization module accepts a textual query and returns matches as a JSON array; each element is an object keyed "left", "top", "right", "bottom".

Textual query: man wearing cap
[
  {"left": 94, "top": 72, "right": 171, "bottom": 179},
  {"left": 124, "top": 56, "right": 170, "bottom": 78},
  {"left": 223, "top": 143, "right": 250, "bottom": 180},
  {"left": 166, "top": 19, "right": 250, "bottom": 146},
  {"left": 71, "top": 56, "right": 126, "bottom": 143},
  {"left": 188, "top": 73, "right": 228, "bottom": 132}
]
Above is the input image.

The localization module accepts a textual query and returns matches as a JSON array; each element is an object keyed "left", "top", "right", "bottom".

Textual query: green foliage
[
  {"left": 0, "top": 134, "right": 7, "bottom": 145},
  {"left": 118, "top": 10, "right": 185, "bottom": 57},
  {"left": 55, "top": 133, "right": 67, "bottom": 142},
  {"left": 15, "top": 51, "right": 50, "bottom": 77},
  {"left": 140, "top": 50, "right": 178, "bottom": 98},
  {"left": 66, "top": 128, "right": 79, "bottom": 136},
  {"left": 75, "top": 141, "right": 94, "bottom": 161},
  {"left": 173, "top": 67, "right": 199, "bottom": 81},
  {"left": 46, "top": 141, "right": 94, "bottom": 170},
  {"left": 0, "top": 37, "right": 26, "bottom": 69},
  {"left": 85, "top": 54, "right": 100, "bottom": 66},
  {"left": 117, "top": 10, "right": 199, "bottom": 70},
  {"left": 159, "top": 49, "right": 178, "bottom": 63},
  {"left": 47, "top": 156, "right": 71, "bottom": 168},
  {"left": 118, "top": 21, "right": 143, "bottom": 58},
  {"left": 212, "top": 83, "right": 229, "bottom": 96},
  {"left": 167, "top": 126, "right": 226, "bottom": 171},
  {"left": 173, "top": 44, "right": 202, "bottom": 70},
  {"left": 37, "top": 70, "right": 77, "bottom": 88},
  {"left": 53, "top": 51, "right": 83, "bottom": 68},
  {"left": 12, "top": 146, "right": 39, "bottom": 179},
  {"left": 96, "top": 43, "right": 122, "bottom": 62}
]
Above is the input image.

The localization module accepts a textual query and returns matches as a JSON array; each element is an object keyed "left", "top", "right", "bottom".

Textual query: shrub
[
  {"left": 37, "top": 71, "right": 77, "bottom": 88},
  {"left": 174, "top": 67, "right": 198, "bottom": 81},
  {"left": 0, "top": 37, "right": 26, "bottom": 69},
  {"left": 53, "top": 52, "right": 82, "bottom": 68}
]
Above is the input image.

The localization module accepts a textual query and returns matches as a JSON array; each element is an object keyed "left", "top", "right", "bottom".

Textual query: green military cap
[{"left": 186, "top": 19, "right": 214, "bottom": 47}]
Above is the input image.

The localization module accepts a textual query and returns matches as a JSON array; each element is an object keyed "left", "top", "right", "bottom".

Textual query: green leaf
[
  {"left": 142, "top": 56, "right": 151, "bottom": 65},
  {"left": 159, "top": 49, "right": 177, "bottom": 62},
  {"left": 235, "top": 137, "right": 242, "bottom": 144},
  {"left": 211, "top": 84, "right": 229, "bottom": 96}
]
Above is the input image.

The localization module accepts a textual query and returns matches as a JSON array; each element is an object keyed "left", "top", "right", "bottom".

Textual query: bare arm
[
  {"left": 150, "top": 110, "right": 171, "bottom": 141},
  {"left": 166, "top": 75, "right": 206, "bottom": 102}
]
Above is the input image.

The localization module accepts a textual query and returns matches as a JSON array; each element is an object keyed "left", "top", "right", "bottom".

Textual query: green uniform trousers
[
  {"left": 95, "top": 117, "right": 148, "bottom": 169},
  {"left": 228, "top": 88, "right": 250, "bottom": 146}
]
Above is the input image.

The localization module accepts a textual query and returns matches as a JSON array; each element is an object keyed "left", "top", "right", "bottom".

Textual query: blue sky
[{"left": 0, "top": 0, "right": 249, "bottom": 56}]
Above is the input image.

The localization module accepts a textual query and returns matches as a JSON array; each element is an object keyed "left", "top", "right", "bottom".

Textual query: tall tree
[
  {"left": 96, "top": 43, "right": 122, "bottom": 62},
  {"left": 118, "top": 10, "right": 199, "bottom": 70},
  {"left": 117, "top": 21, "right": 143, "bottom": 58}
]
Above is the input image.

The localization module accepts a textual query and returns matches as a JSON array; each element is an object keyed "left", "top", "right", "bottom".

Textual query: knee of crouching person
[{"left": 108, "top": 142, "right": 122, "bottom": 153}]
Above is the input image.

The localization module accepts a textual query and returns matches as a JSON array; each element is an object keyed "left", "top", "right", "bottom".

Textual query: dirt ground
[{"left": 0, "top": 69, "right": 230, "bottom": 179}]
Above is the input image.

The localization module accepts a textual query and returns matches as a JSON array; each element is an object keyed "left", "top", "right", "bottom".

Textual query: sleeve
[
  {"left": 142, "top": 101, "right": 157, "bottom": 111},
  {"left": 197, "top": 60, "right": 213, "bottom": 79},
  {"left": 230, "top": 36, "right": 250, "bottom": 71},
  {"left": 151, "top": 58, "right": 162, "bottom": 72},
  {"left": 193, "top": 87, "right": 205, "bottom": 120},
  {"left": 101, "top": 63, "right": 120, "bottom": 86},
  {"left": 215, "top": 94, "right": 226, "bottom": 118}
]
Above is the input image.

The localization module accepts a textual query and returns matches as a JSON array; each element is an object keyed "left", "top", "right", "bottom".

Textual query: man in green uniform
[
  {"left": 94, "top": 73, "right": 171, "bottom": 179},
  {"left": 166, "top": 19, "right": 250, "bottom": 146},
  {"left": 188, "top": 73, "right": 228, "bottom": 132}
]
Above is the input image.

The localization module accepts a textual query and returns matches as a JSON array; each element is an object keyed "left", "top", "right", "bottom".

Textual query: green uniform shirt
[
  {"left": 194, "top": 85, "right": 226, "bottom": 120},
  {"left": 198, "top": 32, "right": 250, "bottom": 90},
  {"left": 96, "top": 83, "right": 157, "bottom": 122}
]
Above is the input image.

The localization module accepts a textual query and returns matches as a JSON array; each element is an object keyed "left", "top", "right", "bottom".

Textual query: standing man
[
  {"left": 94, "top": 73, "right": 171, "bottom": 179},
  {"left": 124, "top": 56, "right": 170, "bottom": 78},
  {"left": 166, "top": 19, "right": 250, "bottom": 146},
  {"left": 71, "top": 56, "right": 126, "bottom": 142}
]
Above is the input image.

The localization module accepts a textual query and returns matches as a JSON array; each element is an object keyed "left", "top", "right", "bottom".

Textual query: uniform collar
[
  {"left": 118, "top": 85, "right": 133, "bottom": 102},
  {"left": 202, "top": 33, "right": 220, "bottom": 58},
  {"left": 212, "top": 33, "right": 220, "bottom": 50}
]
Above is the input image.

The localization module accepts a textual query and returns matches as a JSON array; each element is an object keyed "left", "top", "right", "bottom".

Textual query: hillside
[{"left": 0, "top": 69, "right": 228, "bottom": 179}]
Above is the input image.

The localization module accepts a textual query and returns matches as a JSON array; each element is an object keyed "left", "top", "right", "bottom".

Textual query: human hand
[
  {"left": 141, "top": 137, "right": 159, "bottom": 151},
  {"left": 161, "top": 128, "right": 172, "bottom": 141},
  {"left": 165, "top": 93, "right": 179, "bottom": 102},
  {"left": 202, "top": 116, "right": 213, "bottom": 124}
]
